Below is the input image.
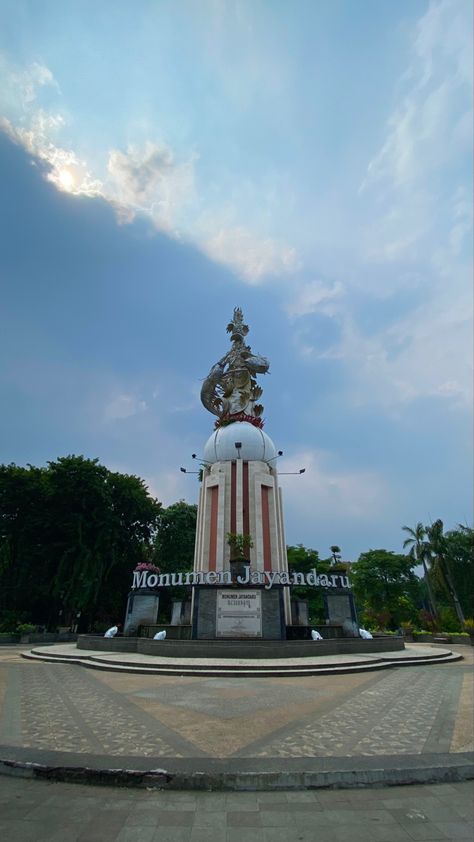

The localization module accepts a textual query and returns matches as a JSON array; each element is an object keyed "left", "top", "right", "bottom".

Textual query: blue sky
[{"left": 0, "top": 0, "right": 472, "bottom": 560}]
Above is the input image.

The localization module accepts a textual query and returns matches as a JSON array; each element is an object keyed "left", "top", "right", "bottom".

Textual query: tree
[
  {"left": 425, "top": 520, "right": 467, "bottom": 625},
  {"left": 402, "top": 522, "right": 438, "bottom": 619},
  {"left": 287, "top": 545, "right": 328, "bottom": 623},
  {"left": 0, "top": 457, "right": 162, "bottom": 629},
  {"left": 351, "top": 549, "right": 421, "bottom": 629},
  {"left": 153, "top": 500, "right": 197, "bottom": 619},
  {"left": 0, "top": 463, "right": 50, "bottom": 626},
  {"left": 154, "top": 501, "right": 197, "bottom": 572},
  {"left": 443, "top": 525, "right": 473, "bottom": 619}
]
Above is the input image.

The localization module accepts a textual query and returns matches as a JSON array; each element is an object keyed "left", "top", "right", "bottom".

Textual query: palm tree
[
  {"left": 402, "top": 522, "right": 438, "bottom": 620},
  {"left": 426, "top": 519, "right": 465, "bottom": 625}
]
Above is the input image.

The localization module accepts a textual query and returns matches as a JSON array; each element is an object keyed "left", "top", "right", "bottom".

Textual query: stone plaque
[
  {"left": 326, "top": 593, "right": 351, "bottom": 623},
  {"left": 170, "top": 600, "right": 183, "bottom": 626},
  {"left": 325, "top": 593, "right": 359, "bottom": 637},
  {"left": 291, "top": 599, "right": 309, "bottom": 626},
  {"left": 216, "top": 590, "right": 262, "bottom": 638},
  {"left": 124, "top": 591, "right": 159, "bottom": 635}
]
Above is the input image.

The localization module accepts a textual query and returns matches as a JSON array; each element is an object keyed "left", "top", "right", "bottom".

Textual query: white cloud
[
  {"left": 107, "top": 142, "right": 195, "bottom": 231},
  {"left": 0, "top": 57, "right": 59, "bottom": 111},
  {"left": 0, "top": 52, "right": 297, "bottom": 284},
  {"left": 102, "top": 393, "right": 147, "bottom": 423},
  {"left": 279, "top": 449, "right": 388, "bottom": 520},
  {"left": 15, "top": 61, "right": 59, "bottom": 104},
  {"left": 328, "top": 268, "right": 472, "bottom": 410},
  {"left": 363, "top": 0, "right": 472, "bottom": 190},
  {"left": 359, "top": 0, "right": 472, "bottom": 262},
  {"left": 291, "top": 0, "right": 473, "bottom": 411},
  {"left": 1, "top": 114, "right": 104, "bottom": 197},
  {"left": 143, "top": 470, "right": 190, "bottom": 507},
  {"left": 202, "top": 224, "right": 298, "bottom": 284},
  {"left": 285, "top": 279, "right": 343, "bottom": 320}
]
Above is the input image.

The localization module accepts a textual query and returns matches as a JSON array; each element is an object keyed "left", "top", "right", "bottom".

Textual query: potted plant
[{"left": 226, "top": 532, "right": 253, "bottom": 581}]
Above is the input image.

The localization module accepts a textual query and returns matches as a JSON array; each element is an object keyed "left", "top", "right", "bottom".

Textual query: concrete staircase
[{"left": 22, "top": 644, "right": 462, "bottom": 677}]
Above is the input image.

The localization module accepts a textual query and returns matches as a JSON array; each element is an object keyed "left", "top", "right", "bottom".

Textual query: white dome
[{"left": 203, "top": 422, "right": 277, "bottom": 464}]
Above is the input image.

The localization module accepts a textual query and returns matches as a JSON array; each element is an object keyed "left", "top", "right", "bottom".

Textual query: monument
[
  {"left": 191, "top": 307, "right": 292, "bottom": 639},
  {"left": 76, "top": 308, "right": 405, "bottom": 660},
  {"left": 122, "top": 307, "right": 359, "bottom": 642}
]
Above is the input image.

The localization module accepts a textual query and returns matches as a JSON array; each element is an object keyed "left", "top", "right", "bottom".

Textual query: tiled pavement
[
  {"left": 0, "top": 776, "right": 472, "bottom": 841},
  {"left": 0, "top": 645, "right": 473, "bottom": 839},
  {"left": 0, "top": 645, "right": 472, "bottom": 761}
]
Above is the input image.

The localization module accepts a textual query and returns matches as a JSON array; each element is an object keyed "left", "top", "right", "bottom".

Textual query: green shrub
[
  {"left": 0, "top": 611, "right": 31, "bottom": 633},
  {"left": 16, "top": 623, "right": 38, "bottom": 634},
  {"left": 437, "top": 607, "right": 462, "bottom": 633}
]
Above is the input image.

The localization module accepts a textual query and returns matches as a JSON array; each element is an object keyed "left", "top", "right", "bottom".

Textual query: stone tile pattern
[
  {"left": 251, "top": 668, "right": 458, "bottom": 757},
  {"left": 0, "top": 651, "right": 468, "bottom": 760},
  {"left": 450, "top": 672, "right": 474, "bottom": 752},
  {"left": 10, "top": 664, "right": 183, "bottom": 756},
  {"left": 0, "top": 777, "right": 472, "bottom": 842}
]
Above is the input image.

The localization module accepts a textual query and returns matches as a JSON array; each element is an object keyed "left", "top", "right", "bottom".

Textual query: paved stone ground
[
  {"left": 0, "top": 775, "right": 472, "bottom": 841},
  {"left": 0, "top": 645, "right": 472, "bottom": 761}
]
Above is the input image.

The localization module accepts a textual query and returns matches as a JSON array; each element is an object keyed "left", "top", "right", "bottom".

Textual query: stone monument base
[
  {"left": 192, "top": 585, "right": 286, "bottom": 640},
  {"left": 77, "top": 634, "right": 405, "bottom": 659}
]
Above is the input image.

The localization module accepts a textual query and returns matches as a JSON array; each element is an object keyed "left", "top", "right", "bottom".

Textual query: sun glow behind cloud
[
  {"left": 57, "top": 168, "right": 75, "bottom": 191},
  {"left": 0, "top": 49, "right": 296, "bottom": 283}
]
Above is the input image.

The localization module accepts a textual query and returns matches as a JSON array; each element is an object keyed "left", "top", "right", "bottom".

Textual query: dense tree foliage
[
  {"left": 1, "top": 456, "right": 471, "bottom": 634},
  {"left": 287, "top": 544, "right": 328, "bottom": 623},
  {"left": 402, "top": 522, "right": 438, "bottom": 618},
  {"left": 0, "top": 457, "right": 162, "bottom": 630},
  {"left": 153, "top": 501, "right": 197, "bottom": 572},
  {"left": 152, "top": 500, "right": 197, "bottom": 620},
  {"left": 402, "top": 521, "right": 473, "bottom": 629},
  {"left": 351, "top": 549, "right": 421, "bottom": 630}
]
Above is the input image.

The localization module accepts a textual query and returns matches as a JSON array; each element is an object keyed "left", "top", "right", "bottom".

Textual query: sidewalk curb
[{"left": 1, "top": 752, "right": 473, "bottom": 791}]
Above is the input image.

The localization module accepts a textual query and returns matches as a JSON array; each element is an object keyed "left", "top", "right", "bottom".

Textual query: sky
[{"left": 0, "top": 0, "right": 472, "bottom": 561}]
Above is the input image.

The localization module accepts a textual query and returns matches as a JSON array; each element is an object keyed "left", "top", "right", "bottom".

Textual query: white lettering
[
  {"left": 184, "top": 571, "right": 204, "bottom": 585},
  {"left": 237, "top": 566, "right": 251, "bottom": 585},
  {"left": 131, "top": 567, "right": 351, "bottom": 589},
  {"left": 132, "top": 571, "right": 148, "bottom": 589},
  {"left": 306, "top": 568, "right": 319, "bottom": 586},
  {"left": 264, "top": 571, "right": 277, "bottom": 590}
]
